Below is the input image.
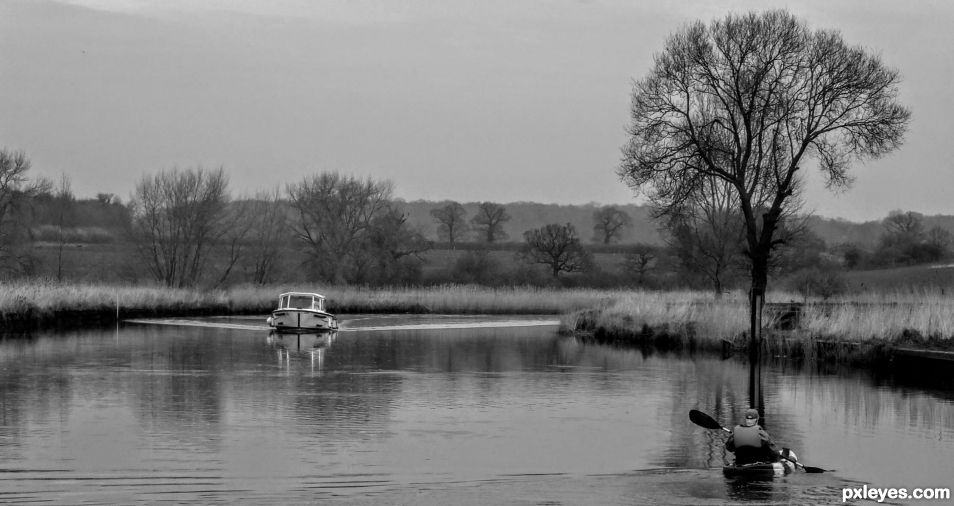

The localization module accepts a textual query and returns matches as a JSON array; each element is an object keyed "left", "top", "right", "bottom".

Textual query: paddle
[{"left": 688, "top": 409, "right": 831, "bottom": 473}]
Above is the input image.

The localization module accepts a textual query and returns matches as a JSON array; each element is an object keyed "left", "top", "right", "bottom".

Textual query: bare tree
[
  {"left": 471, "top": 202, "right": 510, "bottom": 243},
  {"left": 619, "top": 10, "right": 910, "bottom": 348},
  {"left": 592, "top": 206, "right": 632, "bottom": 244},
  {"left": 881, "top": 210, "right": 923, "bottom": 245},
  {"left": 621, "top": 244, "right": 657, "bottom": 285},
  {"left": 926, "top": 226, "right": 952, "bottom": 257},
  {"left": 363, "top": 205, "right": 431, "bottom": 284},
  {"left": 287, "top": 172, "right": 393, "bottom": 283},
  {"left": 0, "top": 149, "right": 50, "bottom": 275},
  {"left": 430, "top": 201, "right": 469, "bottom": 248},
  {"left": 664, "top": 178, "right": 745, "bottom": 295},
  {"left": 244, "top": 188, "right": 288, "bottom": 285},
  {"left": 521, "top": 223, "right": 591, "bottom": 278},
  {"left": 52, "top": 174, "right": 75, "bottom": 281},
  {"left": 129, "top": 167, "right": 231, "bottom": 288}
]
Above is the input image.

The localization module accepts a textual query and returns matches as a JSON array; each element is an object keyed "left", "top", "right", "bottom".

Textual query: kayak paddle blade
[
  {"left": 689, "top": 409, "right": 725, "bottom": 430},
  {"left": 802, "top": 466, "right": 828, "bottom": 473}
]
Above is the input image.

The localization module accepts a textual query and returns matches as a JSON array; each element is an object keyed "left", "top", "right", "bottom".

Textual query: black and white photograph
[{"left": 2, "top": 1, "right": 953, "bottom": 504}]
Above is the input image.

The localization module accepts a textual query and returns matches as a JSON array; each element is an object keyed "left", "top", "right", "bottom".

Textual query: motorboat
[{"left": 266, "top": 292, "right": 339, "bottom": 332}]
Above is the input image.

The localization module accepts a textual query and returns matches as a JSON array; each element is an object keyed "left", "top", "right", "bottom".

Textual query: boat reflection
[{"left": 266, "top": 330, "right": 338, "bottom": 373}]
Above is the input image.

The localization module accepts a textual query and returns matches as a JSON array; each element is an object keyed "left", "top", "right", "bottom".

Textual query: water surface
[{"left": 1, "top": 315, "right": 952, "bottom": 504}]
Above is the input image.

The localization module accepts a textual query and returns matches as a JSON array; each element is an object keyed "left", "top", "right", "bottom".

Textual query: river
[{"left": 1, "top": 315, "right": 952, "bottom": 504}]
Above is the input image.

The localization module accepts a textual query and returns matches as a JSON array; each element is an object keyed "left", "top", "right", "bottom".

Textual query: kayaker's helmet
[{"left": 743, "top": 409, "right": 759, "bottom": 427}]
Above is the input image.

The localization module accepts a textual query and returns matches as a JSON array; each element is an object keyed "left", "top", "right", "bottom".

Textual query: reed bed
[
  {"left": 571, "top": 289, "right": 954, "bottom": 350},
  {"left": 0, "top": 281, "right": 626, "bottom": 329},
  {"left": 6, "top": 280, "right": 954, "bottom": 348},
  {"left": 800, "top": 295, "right": 954, "bottom": 342},
  {"left": 568, "top": 290, "right": 751, "bottom": 348}
]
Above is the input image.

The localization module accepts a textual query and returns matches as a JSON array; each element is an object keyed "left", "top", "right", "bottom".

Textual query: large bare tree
[
  {"left": 129, "top": 167, "right": 231, "bottom": 288},
  {"left": 243, "top": 188, "right": 288, "bottom": 285},
  {"left": 287, "top": 172, "right": 393, "bottom": 283},
  {"left": 619, "top": 10, "right": 909, "bottom": 347}
]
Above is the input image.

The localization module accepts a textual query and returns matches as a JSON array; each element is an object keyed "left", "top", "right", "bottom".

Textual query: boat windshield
[{"left": 287, "top": 295, "right": 314, "bottom": 309}]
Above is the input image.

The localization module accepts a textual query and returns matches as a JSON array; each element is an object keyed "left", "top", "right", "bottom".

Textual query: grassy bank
[
  {"left": 568, "top": 289, "right": 954, "bottom": 363},
  {"left": 0, "top": 281, "right": 622, "bottom": 331}
]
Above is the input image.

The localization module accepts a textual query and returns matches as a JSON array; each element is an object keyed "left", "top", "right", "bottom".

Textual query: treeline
[{"left": 3, "top": 148, "right": 953, "bottom": 293}]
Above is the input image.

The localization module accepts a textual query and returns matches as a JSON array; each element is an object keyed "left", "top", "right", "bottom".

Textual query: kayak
[{"left": 723, "top": 449, "right": 799, "bottom": 479}]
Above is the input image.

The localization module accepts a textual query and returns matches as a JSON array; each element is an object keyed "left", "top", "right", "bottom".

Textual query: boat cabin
[{"left": 277, "top": 292, "right": 327, "bottom": 312}]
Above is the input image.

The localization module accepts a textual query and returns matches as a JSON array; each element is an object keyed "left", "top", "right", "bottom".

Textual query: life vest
[{"left": 732, "top": 424, "right": 763, "bottom": 448}]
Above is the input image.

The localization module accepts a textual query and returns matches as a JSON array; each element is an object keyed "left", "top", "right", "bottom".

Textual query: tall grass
[
  {"left": 0, "top": 281, "right": 625, "bottom": 326},
  {"left": 573, "top": 288, "right": 954, "bottom": 346},
  {"left": 800, "top": 291, "right": 954, "bottom": 342},
  {"left": 6, "top": 280, "right": 954, "bottom": 346},
  {"left": 568, "top": 290, "right": 750, "bottom": 346}
]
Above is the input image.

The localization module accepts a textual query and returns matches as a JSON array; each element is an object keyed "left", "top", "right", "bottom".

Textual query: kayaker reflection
[{"left": 725, "top": 408, "right": 781, "bottom": 465}]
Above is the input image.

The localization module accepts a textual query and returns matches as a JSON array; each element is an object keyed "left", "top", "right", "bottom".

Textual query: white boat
[{"left": 266, "top": 292, "right": 339, "bottom": 332}]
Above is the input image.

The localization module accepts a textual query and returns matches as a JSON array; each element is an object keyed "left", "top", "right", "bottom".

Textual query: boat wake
[{"left": 124, "top": 318, "right": 560, "bottom": 332}]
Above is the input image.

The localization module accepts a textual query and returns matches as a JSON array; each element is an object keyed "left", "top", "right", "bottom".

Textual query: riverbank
[
  {"left": 566, "top": 290, "right": 954, "bottom": 365},
  {"left": 0, "top": 281, "right": 621, "bottom": 331}
]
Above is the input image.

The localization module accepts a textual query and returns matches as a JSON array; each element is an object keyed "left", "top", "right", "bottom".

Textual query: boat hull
[
  {"left": 723, "top": 452, "right": 797, "bottom": 479},
  {"left": 723, "top": 461, "right": 791, "bottom": 479},
  {"left": 267, "top": 309, "right": 338, "bottom": 332},
  {"left": 268, "top": 332, "right": 335, "bottom": 350}
]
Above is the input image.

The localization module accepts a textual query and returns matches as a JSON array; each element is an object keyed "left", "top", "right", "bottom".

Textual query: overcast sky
[{"left": 2, "top": 0, "right": 952, "bottom": 222}]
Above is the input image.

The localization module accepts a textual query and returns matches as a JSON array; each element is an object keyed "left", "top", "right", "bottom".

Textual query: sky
[{"left": 1, "top": 0, "right": 952, "bottom": 222}]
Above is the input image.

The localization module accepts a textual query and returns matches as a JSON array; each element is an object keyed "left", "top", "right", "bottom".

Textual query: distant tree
[
  {"left": 243, "top": 188, "right": 287, "bottom": 285},
  {"left": 882, "top": 210, "right": 924, "bottom": 246},
  {"left": 619, "top": 10, "right": 910, "bottom": 346},
  {"left": 129, "top": 167, "right": 231, "bottom": 288},
  {"left": 52, "top": 174, "right": 75, "bottom": 281},
  {"left": 621, "top": 244, "right": 657, "bottom": 285},
  {"left": 592, "top": 206, "right": 632, "bottom": 244},
  {"left": 926, "top": 226, "right": 952, "bottom": 260},
  {"left": 362, "top": 205, "right": 431, "bottom": 284},
  {"left": 838, "top": 243, "right": 867, "bottom": 269},
  {"left": 664, "top": 178, "right": 746, "bottom": 295},
  {"left": 96, "top": 193, "right": 117, "bottom": 206},
  {"left": 288, "top": 172, "right": 425, "bottom": 284},
  {"left": 471, "top": 202, "right": 510, "bottom": 243},
  {"left": 521, "top": 223, "right": 591, "bottom": 278},
  {"left": 288, "top": 172, "right": 392, "bottom": 283},
  {"left": 430, "top": 201, "right": 469, "bottom": 248},
  {"left": 0, "top": 149, "right": 50, "bottom": 275},
  {"left": 874, "top": 211, "right": 943, "bottom": 265},
  {"left": 211, "top": 200, "right": 257, "bottom": 288}
]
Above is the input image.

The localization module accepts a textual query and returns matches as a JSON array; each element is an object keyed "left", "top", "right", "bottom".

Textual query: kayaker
[{"left": 725, "top": 408, "right": 781, "bottom": 465}]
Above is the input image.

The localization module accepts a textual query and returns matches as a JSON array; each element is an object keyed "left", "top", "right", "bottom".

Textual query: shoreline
[
  {"left": 5, "top": 282, "right": 954, "bottom": 369},
  {"left": 0, "top": 282, "right": 614, "bottom": 332},
  {"left": 567, "top": 306, "right": 954, "bottom": 368}
]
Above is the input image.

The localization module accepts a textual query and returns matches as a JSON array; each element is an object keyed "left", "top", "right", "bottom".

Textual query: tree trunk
[{"left": 748, "top": 249, "right": 769, "bottom": 377}]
